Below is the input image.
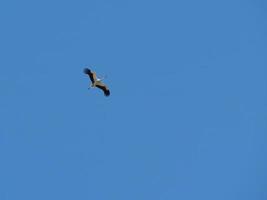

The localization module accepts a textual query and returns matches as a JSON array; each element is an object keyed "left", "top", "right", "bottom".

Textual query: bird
[{"left": 83, "top": 68, "right": 110, "bottom": 96}]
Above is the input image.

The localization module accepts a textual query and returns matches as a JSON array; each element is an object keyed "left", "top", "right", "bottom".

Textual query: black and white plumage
[{"left": 83, "top": 68, "right": 110, "bottom": 96}]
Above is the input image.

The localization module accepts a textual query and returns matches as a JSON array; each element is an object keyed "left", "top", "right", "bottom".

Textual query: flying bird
[{"left": 83, "top": 68, "right": 110, "bottom": 96}]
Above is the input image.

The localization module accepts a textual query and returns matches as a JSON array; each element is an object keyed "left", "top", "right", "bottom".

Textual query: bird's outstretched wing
[
  {"left": 95, "top": 82, "right": 110, "bottom": 96},
  {"left": 84, "top": 68, "right": 97, "bottom": 83}
]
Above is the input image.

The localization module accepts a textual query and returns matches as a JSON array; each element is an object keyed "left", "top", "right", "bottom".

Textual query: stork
[{"left": 83, "top": 68, "right": 110, "bottom": 96}]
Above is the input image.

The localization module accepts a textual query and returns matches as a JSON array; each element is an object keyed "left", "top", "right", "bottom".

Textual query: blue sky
[{"left": 0, "top": 0, "right": 267, "bottom": 199}]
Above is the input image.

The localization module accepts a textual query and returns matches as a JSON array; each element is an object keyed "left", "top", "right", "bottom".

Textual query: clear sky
[{"left": 0, "top": 0, "right": 266, "bottom": 199}]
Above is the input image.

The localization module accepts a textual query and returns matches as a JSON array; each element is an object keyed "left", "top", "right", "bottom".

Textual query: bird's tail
[{"left": 83, "top": 68, "right": 91, "bottom": 75}]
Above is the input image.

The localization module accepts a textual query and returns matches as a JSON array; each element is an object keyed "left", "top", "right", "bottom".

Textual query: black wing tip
[
  {"left": 104, "top": 90, "right": 110, "bottom": 97},
  {"left": 83, "top": 68, "right": 91, "bottom": 74}
]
